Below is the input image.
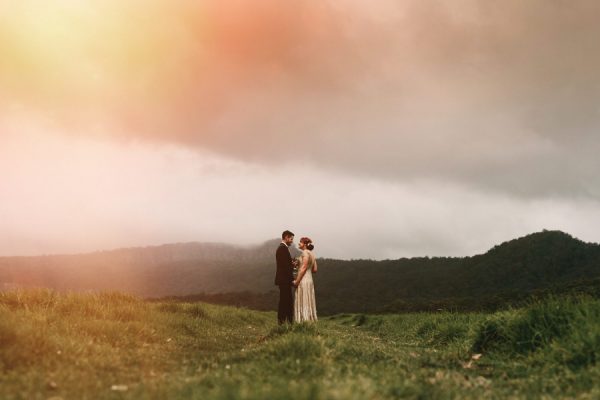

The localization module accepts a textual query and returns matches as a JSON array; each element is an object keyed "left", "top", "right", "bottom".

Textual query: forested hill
[
  {"left": 311, "top": 230, "right": 600, "bottom": 313},
  {"left": 1, "top": 230, "right": 600, "bottom": 313}
]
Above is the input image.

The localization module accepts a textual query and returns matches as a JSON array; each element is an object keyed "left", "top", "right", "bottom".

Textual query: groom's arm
[
  {"left": 276, "top": 246, "right": 286, "bottom": 269},
  {"left": 276, "top": 246, "right": 294, "bottom": 270}
]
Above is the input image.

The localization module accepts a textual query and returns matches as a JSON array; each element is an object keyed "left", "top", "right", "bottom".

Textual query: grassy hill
[
  {"left": 2, "top": 230, "right": 600, "bottom": 313},
  {"left": 2, "top": 289, "right": 600, "bottom": 399}
]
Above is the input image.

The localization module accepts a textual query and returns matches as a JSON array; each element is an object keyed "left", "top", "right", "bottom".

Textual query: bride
[{"left": 293, "top": 237, "right": 318, "bottom": 322}]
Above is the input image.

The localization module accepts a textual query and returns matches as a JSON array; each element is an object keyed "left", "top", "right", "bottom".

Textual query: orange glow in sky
[{"left": 0, "top": 1, "right": 331, "bottom": 135}]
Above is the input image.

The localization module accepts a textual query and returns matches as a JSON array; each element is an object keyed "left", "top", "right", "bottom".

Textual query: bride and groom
[{"left": 275, "top": 230, "right": 318, "bottom": 324}]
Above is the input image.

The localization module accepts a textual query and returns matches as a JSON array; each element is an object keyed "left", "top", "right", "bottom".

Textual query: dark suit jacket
[{"left": 275, "top": 243, "right": 294, "bottom": 286}]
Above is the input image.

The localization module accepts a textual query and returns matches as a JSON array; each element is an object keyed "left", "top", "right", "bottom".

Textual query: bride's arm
[
  {"left": 293, "top": 254, "right": 309, "bottom": 286},
  {"left": 312, "top": 259, "right": 318, "bottom": 274}
]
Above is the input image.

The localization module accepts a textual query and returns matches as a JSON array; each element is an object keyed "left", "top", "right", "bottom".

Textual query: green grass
[{"left": 1, "top": 290, "right": 600, "bottom": 399}]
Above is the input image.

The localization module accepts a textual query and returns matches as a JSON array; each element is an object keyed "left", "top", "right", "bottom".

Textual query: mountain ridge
[
  {"left": 0, "top": 229, "right": 592, "bottom": 261},
  {"left": 1, "top": 230, "right": 599, "bottom": 313}
]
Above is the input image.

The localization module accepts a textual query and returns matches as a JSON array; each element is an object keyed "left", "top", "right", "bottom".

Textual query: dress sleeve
[{"left": 302, "top": 250, "right": 309, "bottom": 263}]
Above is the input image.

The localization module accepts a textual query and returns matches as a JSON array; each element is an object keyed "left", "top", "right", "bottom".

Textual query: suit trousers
[{"left": 278, "top": 284, "right": 293, "bottom": 324}]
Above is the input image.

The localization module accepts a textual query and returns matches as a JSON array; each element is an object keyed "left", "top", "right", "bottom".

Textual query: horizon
[
  {"left": 2, "top": 1, "right": 600, "bottom": 259},
  {"left": 0, "top": 229, "right": 590, "bottom": 261}
]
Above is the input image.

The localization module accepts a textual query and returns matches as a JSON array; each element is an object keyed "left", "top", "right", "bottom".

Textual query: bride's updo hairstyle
[{"left": 300, "top": 237, "right": 314, "bottom": 251}]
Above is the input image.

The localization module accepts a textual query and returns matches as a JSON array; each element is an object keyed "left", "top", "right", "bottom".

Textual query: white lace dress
[{"left": 294, "top": 249, "right": 318, "bottom": 322}]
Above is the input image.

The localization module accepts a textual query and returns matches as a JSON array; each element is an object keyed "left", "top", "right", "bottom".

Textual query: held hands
[{"left": 292, "top": 260, "right": 299, "bottom": 287}]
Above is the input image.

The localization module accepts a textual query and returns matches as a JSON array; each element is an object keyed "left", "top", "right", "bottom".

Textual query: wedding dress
[{"left": 294, "top": 249, "right": 318, "bottom": 322}]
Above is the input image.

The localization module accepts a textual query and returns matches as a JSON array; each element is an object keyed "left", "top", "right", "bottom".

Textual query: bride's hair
[{"left": 300, "top": 237, "right": 314, "bottom": 251}]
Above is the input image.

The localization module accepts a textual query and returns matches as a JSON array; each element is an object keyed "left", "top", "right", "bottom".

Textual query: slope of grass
[{"left": 1, "top": 289, "right": 600, "bottom": 399}]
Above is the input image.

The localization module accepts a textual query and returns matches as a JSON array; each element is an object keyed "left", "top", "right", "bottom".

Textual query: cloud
[
  {"left": 2, "top": 0, "right": 600, "bottom": 198},
  {"left": 3, "top": 124, "right": 600, "bottom": 258}
]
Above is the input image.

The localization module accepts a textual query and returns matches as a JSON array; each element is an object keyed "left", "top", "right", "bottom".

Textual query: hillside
[
  {"left": 1, "top": 230, "right": 600, "bottom": 313},
  {"left": 314, "top": 230, "right": 600, "bottom": 312},
  {"left": 0, "top": 239, "right": 285, "bottom": 296},
  {"left": 2, "top": 289, "right": 600, "bottom": 399}
]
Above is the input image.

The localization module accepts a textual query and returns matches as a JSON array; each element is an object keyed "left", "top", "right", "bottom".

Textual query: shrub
[{"left": 472, "top": 296, "right": 600, "bottom": 369}]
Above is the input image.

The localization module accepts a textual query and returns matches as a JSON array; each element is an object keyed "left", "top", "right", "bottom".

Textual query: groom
[{"left": 275, "top": 230, "right": 295, "bottom": 324}]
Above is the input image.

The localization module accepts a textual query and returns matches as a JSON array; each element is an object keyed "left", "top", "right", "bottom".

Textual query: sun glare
[
  {"left": 5, "top": 2, "right": 95, "bottom": 62},
  {"left": 0, "top": 1, "right": 195, "bottom": 121}
]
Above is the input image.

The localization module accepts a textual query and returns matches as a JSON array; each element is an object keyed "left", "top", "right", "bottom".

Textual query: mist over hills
[
  {"left": 1, "top": 230, "right": 599, "bottom": 314},
  {"left": 0, "top": 238, "right": 284, "bottom": 295}
]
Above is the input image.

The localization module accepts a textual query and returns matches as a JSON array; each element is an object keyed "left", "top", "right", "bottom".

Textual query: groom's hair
[{"left": 282, "top": 230, "right": 295, "bottom": 239}]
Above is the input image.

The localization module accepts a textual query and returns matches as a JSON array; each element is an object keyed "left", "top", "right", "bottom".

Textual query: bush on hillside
[{"left": 472, "top": 296, "right": 600, "bottom": 369}]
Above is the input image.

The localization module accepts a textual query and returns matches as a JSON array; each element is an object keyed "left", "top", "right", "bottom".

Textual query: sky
[{"left": 1, "top": 0, "right": 600, "bottom": 259}]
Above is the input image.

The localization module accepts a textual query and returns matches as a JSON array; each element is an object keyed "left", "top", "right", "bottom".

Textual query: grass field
[{"left": 1, "top": 289, "right": 599, "bottom": 399}]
